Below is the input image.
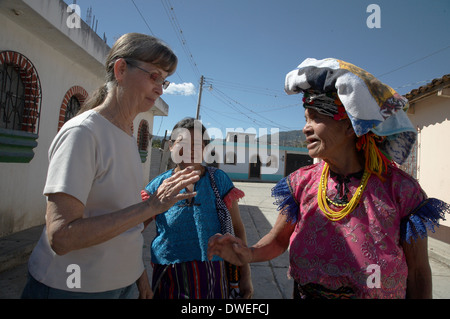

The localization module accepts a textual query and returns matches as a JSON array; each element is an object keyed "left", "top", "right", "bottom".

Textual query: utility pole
[{"left": 195, "top": 75, "right": 204, "bottom": 120}]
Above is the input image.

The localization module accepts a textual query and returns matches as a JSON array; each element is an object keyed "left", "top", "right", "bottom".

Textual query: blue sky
[{"left": 65, "top": 0, "right": 450, "bottom": 138}]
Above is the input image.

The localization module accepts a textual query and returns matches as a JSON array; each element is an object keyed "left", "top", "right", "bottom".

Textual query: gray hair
[{"left": 79, "top": 33, "right": 177, "bottom": 113}]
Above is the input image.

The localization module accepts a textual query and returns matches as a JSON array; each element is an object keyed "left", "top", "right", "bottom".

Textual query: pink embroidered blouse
[{"left": 272, "top": 161, "right": 446, "bottom": 298}]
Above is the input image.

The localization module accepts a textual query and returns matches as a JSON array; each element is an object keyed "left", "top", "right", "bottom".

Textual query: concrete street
[{"left": 0, "top": 181, "right": 449, "bottom": 299}]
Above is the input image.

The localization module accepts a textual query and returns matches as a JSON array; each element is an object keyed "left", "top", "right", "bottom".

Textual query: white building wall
[
  {"left": 0, "top": 9, "right": 105, "bottom": 235},
  {"left": 216, "top": 132, "right": 289, "bottom": 181},
  {"left": 409, "top": 94, "right": 450, "bottom": 228},
  {"left": 0, "top": 0, "right": 167, "bottom": 236}
]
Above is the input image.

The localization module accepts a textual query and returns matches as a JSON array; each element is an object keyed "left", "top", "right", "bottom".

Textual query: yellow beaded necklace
[{"left": 317, "top": 163, "right": 371, "bottom": 222}]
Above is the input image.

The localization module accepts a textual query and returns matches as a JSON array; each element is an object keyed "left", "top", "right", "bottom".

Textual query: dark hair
[
  {"left": 171, "top": 117, "right": 210, "bottom": 146},
  {"left": 79, "top": 33, "right": 178, "bottom": 114}
]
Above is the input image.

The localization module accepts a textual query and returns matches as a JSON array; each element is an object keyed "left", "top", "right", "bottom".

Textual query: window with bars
[
  {"left": 64, "top": 95, "right": 81, "bottom": 123},
  {"left": 0, "top": 64, "right": 25, "bottom": 130},
  {"left": 0, "top": 51, "right": 42, "bottom": 134},
  {"left": 137, "top": 120, "right": 150, "bottom": 163},
  {"left": 58, "top": 86, "right": 88, "bottom": 131},
  {"left": 0, "top": 51, "right": 42, "bottom": 163}
]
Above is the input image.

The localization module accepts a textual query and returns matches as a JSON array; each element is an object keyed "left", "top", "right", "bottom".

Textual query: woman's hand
[
  {"left": 136, "top": 270, "right": 153, "bottom": 299},
  {"left": 145, "top": 166, "right": 201, "bottom": 215},
  {"left": 207, "top": 233, "right": 253, "bottom": 266}
]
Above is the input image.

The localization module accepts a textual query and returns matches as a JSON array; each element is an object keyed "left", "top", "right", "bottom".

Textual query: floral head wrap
[{"left": 285, "top": 58, "right": 417, "bottom": 177}]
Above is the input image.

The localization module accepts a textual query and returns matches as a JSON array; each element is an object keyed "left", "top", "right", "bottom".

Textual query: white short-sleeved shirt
[{"left": 28, "top": 110, "right": 145, "bottom": 292}]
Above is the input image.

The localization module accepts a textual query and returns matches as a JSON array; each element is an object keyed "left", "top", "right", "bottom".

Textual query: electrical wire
[
  {"left": 156, "top": 1, "right": 299, "bottom": 129},
  {"left": 393, "top": 78, "right": 435, "bottom": 91},
  {"left": 214, "top": 87, "right": 294, "bottom": 130},
  {"left": 377, "top": 43, "right": 450, "bottom": 78},
  {"left": 204, "top": 77, "right": 286, "bottom": 98},
  {"left": 130, "top": 0, "right": 155, "bottom": 36},
  {"left": 207, "top": 87, "right": 296, "bottom": 131},
  {"left": 160, "top": 0, "right": 201, "bottom": 79}
]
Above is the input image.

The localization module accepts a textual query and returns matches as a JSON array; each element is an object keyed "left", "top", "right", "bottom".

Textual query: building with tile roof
[{"left": 404, "top": 74, "right": 450, "bottom": 243}]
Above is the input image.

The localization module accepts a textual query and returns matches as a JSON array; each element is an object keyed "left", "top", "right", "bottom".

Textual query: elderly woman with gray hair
[
  {"left": 22, "top": 33, "right": 200, "bottom": 299},
  {"left": 208, "top": 58, "right": 448, "bottom": 299}
]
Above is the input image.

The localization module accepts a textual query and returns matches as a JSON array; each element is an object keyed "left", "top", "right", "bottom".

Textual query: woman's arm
[
  {"left": 47, "top": 167, "right": 200, "bottom": 255},
  {"left": 229, "top": 199, "right": 248, "bottom": 248},
  {"left": 208, "top": 211, "right": 295, "bottom": 266},
  {"left": 402, "top": 236, "right": 432, "bottom": 298},
  {"left": 249, "top": 212, "right": 295, "bottom": 262}
]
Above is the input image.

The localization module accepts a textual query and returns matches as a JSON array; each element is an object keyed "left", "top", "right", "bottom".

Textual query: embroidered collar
[{"left": 329, "top": 170, "right": 364, "bottom": 205}]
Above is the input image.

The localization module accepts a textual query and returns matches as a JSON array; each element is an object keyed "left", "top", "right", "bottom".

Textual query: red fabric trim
[
  {"left": 223, "top": 187, "right": 245, "bottom": 209},
  {"left": 141, "top": 190, "right": 150, "bottom": 201}
]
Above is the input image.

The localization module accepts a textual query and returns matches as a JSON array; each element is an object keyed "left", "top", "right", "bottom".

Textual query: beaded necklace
[{"left": 317, "top": 163, "right": 371, "bottom": 222}]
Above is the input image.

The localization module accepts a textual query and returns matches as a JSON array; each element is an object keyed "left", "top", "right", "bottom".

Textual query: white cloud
[{"left": 164, "top": 82, "right": 196, "bottom": 96}]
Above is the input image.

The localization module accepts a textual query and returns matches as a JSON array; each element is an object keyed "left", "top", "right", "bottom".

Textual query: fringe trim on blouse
[
  {"left": 271, "top": 177, "right": 299, "bottom": 224},
  {"left": 400, "top": 198, "right": 449, "bottom": 244},
  {"left": 223, "top": 187, "right": 245, "bottom": 210},
  {"left": 141, "top": 189, "right": 150, "bottom": 201}
]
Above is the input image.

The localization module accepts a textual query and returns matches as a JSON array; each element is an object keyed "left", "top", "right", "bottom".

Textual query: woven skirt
[{"left": 152, "top": 260, "right": 229, "bottom": 299}]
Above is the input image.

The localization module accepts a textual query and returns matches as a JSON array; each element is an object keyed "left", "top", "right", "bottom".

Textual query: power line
[
  {"left": 130, "top": 1, "right": 189, "bottom": 85},
  {"left": 203, "top": 103, "right": 299, "bottom": 132},
  {"left": 208, "top": 89, "right": 268, "bottom": 127},
  {"left": 204, "top": 96, "right": 275, "bottom": 129},
  {"left": 130, "top": 0, "right": 155, "bottom": 36},
  {"left": 160, "top": 0, "right": 201, "bottom": 78},
  {"left": 393, "top": 78, "right": 435, "bottom": 91},
  {"left": 204, "top": 77, "right": 286, "bottom": 98},
  {"left": 208, "top": 87, "right": 295, "bottom": 131},
  {"left": 215, "top": 87, "right": 294, "bottom": 130},
  {"left": 377, "top": 43, "right": 450, "bottom": 78},
  {"left": 202, "top": 105, "right": 264, "bottom": 126},
  {"left": 156, "top": 116, "right": 164, "bottom": 136},
  {"left": 256, "top": 103, "right": 301, "bottom": 113},
  {"left": 200, "top": 108, "right": 222, "bottom": 126}
]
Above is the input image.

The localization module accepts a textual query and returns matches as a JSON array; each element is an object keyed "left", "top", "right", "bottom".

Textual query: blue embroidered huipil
[{"left": 145, "top": 168, "right": 234, "bottom": 265}]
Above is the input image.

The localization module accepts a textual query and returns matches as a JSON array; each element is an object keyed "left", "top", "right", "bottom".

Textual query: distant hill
[
  {"left": 152, "top": 135, "right": 166, "bottom": 142},
  {"left": 258, "top": 130, "right": 306, "bottom": 148},
  {"left": 151, "top": 135, "right": 167, "bottom": 149}
]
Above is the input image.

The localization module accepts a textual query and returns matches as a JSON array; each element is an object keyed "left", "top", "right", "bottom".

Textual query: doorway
[{"left": 249, "top": 155, "right": 261, "bottom": 178}]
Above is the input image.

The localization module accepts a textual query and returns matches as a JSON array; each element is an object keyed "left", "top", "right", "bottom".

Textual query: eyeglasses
[{"left": 126, "top": 60, "right": 170, "bottom": 90}]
